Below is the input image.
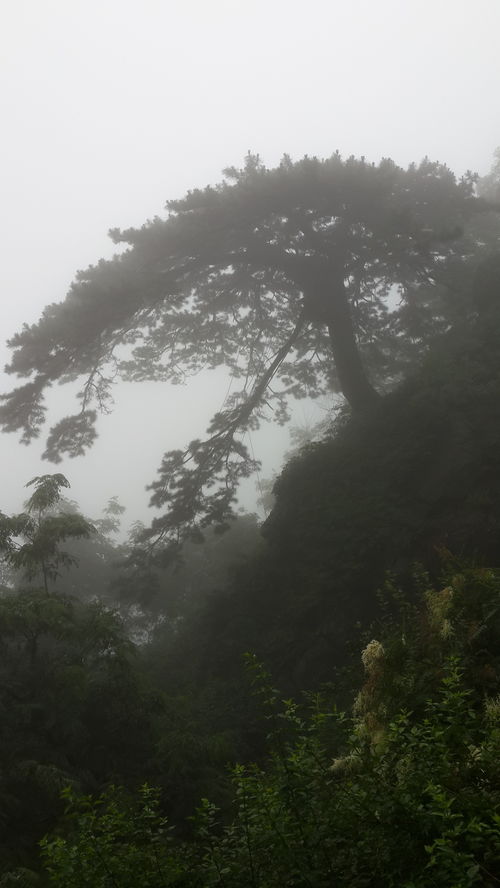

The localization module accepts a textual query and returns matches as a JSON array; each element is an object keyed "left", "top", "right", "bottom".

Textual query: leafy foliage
[
  {"left": 0, "top": 584, "right": 156, "bottom": 872},
  {"left": 40, "top": 566, "right": 500, "bottom": 886},
  {"left": 41, "top": 786, "right": 178, "bottom": 887},
  {"left": 0, "top": 475, "right": 94, "bottom": 592}
]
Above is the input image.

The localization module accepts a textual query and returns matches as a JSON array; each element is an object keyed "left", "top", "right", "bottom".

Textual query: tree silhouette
[
  {"left": 0, "top": 153, "right": 487, "bottom": 545},
  {"left": 0, "top": 474, "right": 94, "bottom": 592}
]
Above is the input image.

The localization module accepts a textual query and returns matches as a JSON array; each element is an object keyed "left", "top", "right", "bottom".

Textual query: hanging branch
[{"left": 145, "top": 309, "right": 308, "bottom": 548}]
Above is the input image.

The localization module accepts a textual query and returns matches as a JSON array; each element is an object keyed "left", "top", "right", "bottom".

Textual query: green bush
[{"left": 40, "top": 567, "right": 500, "bottom": 886}]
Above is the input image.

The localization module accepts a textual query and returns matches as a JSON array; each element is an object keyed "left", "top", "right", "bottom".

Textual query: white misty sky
[{"left": 1, "top": 0, "right": 499, "bottom": 525}]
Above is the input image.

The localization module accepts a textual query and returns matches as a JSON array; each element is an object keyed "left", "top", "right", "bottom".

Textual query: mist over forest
[{"left": 1, "top": 1, "right": 500, "bottom": 883}]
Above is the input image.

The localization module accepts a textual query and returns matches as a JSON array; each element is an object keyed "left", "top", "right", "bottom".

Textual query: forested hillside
[{"left": 0, "top": 149, "right": 500, "bottom": 884}]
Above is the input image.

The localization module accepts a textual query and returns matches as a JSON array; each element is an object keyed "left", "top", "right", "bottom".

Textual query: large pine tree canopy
[{"left": 0, "top": 153, "right": 488, "bottom": 545}]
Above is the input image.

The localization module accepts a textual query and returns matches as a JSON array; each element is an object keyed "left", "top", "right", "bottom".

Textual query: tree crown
[{"left": 0, "top": 152, "right": 490, "bottom": 546}]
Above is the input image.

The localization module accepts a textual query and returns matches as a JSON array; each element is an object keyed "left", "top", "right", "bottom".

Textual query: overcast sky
[{"left": 1, "top": 0, "right": 499, "bottom": 526}]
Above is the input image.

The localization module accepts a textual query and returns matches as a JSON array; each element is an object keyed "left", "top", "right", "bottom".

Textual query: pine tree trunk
[
  {"left": 326, "top": 291, "right": 380, "bottom": 412},
  {"left": 303, "top": 268, "right": 379, "bottom": 412}
]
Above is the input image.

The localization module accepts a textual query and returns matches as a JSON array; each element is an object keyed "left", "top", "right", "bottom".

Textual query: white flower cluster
[
  {"left": 485, "top": 694, "right": 500, "bottom": 723},
  {"left": 361, "top": 639, "right": 385, "bottom": 674}
]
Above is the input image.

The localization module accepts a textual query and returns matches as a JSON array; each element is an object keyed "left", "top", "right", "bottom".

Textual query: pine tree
[{"left": 0, "top": 153, "right": 489, "bottom": 545}]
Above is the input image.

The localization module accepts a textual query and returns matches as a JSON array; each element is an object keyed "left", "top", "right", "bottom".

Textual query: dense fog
[
  {"left": 2, "top": 2, "right": 500, "bottom": 882},
  {"left": 2, "top": 0, "right": 498, "bottom": 523}
]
